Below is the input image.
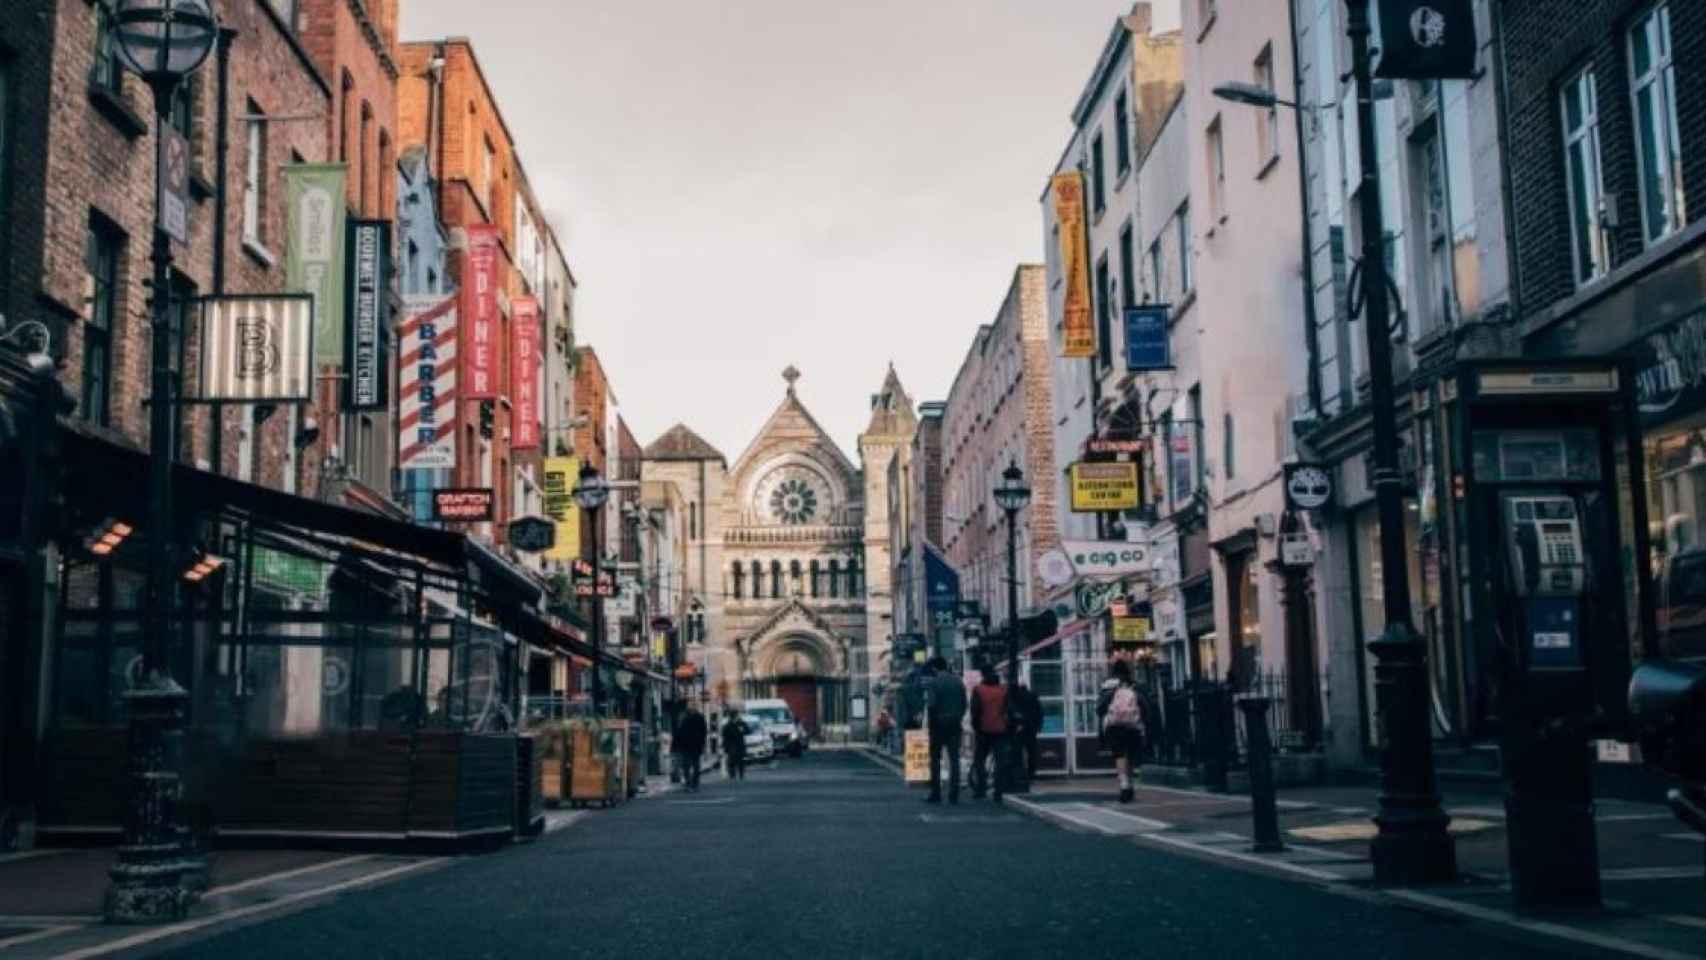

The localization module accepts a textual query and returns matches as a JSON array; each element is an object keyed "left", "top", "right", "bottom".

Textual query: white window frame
[
  {"left": 1207, "top": 116, "right": 1226, "bottom": 221},
  {"left": 1177, "top": 202, "right": 1193, "bottom": 293},
  {"left": 1255, "top": 43, "right": 1279, "bottom": 169},
  {"left": 243, "top": 105, "right": 265, "bottom": 245},
  {"left": 1560, "top": 69, "right": 1608, "bottom": 287},
  {"left": 1626, "top": 3, "right": 1687, "bottom": 244}
]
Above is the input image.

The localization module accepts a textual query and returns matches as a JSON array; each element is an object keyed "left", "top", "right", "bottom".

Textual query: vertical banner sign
[
  {"left": 344, "top": 219, "right": 390, "bottom": 410},
  {"left": 1123, "top": 304, "right": 1171, "bottom": 371},
  {"left": 462, "top": 224, "right": 501, "bottom": 400},
  {"left": 284, "top": 164, "right": 348, "bottom": 362},
  {"left": 159, "top": 125, "right": 191, "bottom": 246},
  {"left": 197, "top": 295, "right": 314, "bottom": 401},
  {"left": 1374, "top": 0, "right": 1477, "bottom": 80},
  {"left": 1052, "top": 172, "right": 1095, "bottom": 358},
  {"left": 511, "top": 297, "right": 541, "bottom": 449},
  {"left": 398, "top": 294, "right": 458, "bottom": 470},
  {"left": 542, "top": 456, "right": 582, "bottom": 561}
]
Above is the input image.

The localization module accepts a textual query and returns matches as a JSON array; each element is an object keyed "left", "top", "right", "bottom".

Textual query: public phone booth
[{"left": 1452, "top": 359, "right": 1651, "bottom": 906}]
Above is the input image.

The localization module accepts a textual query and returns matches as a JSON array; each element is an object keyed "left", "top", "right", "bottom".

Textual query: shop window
[
  {"left": 1647, "top": 419, "right": 1706, "bottom": 660},
  {"left": 1560, "top": 69, "right": 1608, "bottom": 286},
  {"left": 1628, "top": 4, "right": 1687, "bottom": 244}
]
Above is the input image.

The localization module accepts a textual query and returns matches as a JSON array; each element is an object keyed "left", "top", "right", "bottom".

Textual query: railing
[{"left": 1148, "top": 668, "right": 1320, "bottom": 770}]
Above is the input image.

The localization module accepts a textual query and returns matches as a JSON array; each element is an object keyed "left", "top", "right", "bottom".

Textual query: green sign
[
  {"left": 253, "top": 547, "right": 326, "bottom": 596},
  {"left": 285, "top": 164, "right": 349, "bottom": 363}
]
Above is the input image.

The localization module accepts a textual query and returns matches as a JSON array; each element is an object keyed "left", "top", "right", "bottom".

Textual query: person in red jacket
[{"left": 968, "top": 666, "right": 1010, "bottom": 801}]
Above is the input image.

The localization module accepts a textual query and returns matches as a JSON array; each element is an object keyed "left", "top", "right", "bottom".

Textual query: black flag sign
[{"left": 1374, "top": 0, "right": 1478, "bottom": 80}]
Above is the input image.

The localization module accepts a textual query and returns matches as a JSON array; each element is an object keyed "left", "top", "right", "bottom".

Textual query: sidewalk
[{"left": 856, "top": 747, "right": 1706, "bottom": 960}]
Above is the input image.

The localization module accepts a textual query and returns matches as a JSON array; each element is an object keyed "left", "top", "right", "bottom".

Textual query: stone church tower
[{"left": 857, "top": 365, "right": 917, "bottom": 700}]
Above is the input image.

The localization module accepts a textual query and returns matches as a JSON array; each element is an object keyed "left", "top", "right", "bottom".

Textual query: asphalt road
[{"left": 152, "top": 751, "right": 1603, "bottom": 960}]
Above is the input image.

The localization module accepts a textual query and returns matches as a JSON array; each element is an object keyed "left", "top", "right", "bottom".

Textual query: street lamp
[
  {"left": 105, "top": 0, "right": 218, "bottom": 925},
  {"left": 992, "top": 460, "right": 1031, "bottom": 688},
  {"left": 1210, "top": 0, "right": 1456, "bottom": 885},
  {"left": 574, "top": 461, "right": 611, "bottom": 714}
]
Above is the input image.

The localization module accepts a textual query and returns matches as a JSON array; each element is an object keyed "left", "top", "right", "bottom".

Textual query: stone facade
[
  {"left": 640, "top": 424, "right": 729, "bottom": 696},
  {"left": 857, "top": 365, "right": 917, "bottom": 689}
]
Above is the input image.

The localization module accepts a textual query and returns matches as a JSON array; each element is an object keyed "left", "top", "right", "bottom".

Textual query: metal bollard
[
  {"left": 1237, "top": 695, "right": 1284, "bottom": 853},
  {"left": 1196, "top": 687, "right": 1231, "bottom": 793}
]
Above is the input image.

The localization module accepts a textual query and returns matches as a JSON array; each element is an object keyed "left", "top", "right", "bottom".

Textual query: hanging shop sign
[
  {"left": 606, "top": 579, "right": 638, "bottom": 618},
  {"left": 1087, "top": 437, "right": 1144, "bottom": 457},
  {"left": 1281, "top": 533, "right": 1315, "bottom": 567},
  {"left": 284, "top": 164, "right": 348, "bottom": 363},
  {"left": 1038, "top": 549, "right": 1076, "bottom": 588},
  {"left": 1062, "top": 539, "right": 1150, "bottom": 578},
  {"left": 508, "top": 515, "right": 556, "bottom": 552},
  {"left": 572, "top": 559, "right": 617, "bottom": 597},
  {"left": 159, "top": 124, "right": 191, "bottom": 246},
  {"left": 1284, "top": 463, "right": 1334, "bottom": 512},
  {"left": 398, "top": 294, "right": 458, "bottom": 470},
  {"left": 1111, "top": 617, "right": 1151, "bottom": 646},
  {"left": 462, "top": 223, "right": 502, "bottom": 400},
  {"left": 511, "top": 297, "right": 541, "bottom": 449},
  {"left": 1634, "top": 309, "right": 1706, "bottom": 425},
  {"left": 433, "top": 487, "right": 494, "bottom": 522},
  {"left": 542, "top": 456, "right": 582, "bottom": 561},
  {"left": 1075, "top": 579, "right": 1118, "bottom": 619},
  {"left": 343, "top": 219, "right": 390, "bottom": 410},
  {"left": 925, "top": 545, "right": 961, "bottom": 619},
  {"left": 1374, "top": 0, "right": 1478, "bottom": 80},
  {"left": 1051, "top": 172, "right": 1095, "bottom": 358},
  {"left": 196, "top": 294, "right": 314, "bottom": 402},
  {"left": 1069, "top": 462, "right": 1140, "bottom": 512},
  {"left": 1123, "top": 304, "right": 1171, "bottom": 372}
]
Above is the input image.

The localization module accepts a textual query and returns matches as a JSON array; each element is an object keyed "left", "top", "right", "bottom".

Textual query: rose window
[{"left": 770, "top": 478, "right": 818, "bottom": 525}]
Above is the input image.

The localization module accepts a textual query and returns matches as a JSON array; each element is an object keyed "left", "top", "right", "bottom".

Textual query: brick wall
[
  {"left": 1502, "top": 0, "right": 1706, "bottom": 316},
  {"left": 1, "top": 1, "right": 57, "bottom": 356}
]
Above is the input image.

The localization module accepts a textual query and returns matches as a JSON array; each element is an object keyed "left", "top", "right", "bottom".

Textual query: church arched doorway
[{"left": 775, "top": 651, "right": 818, "bottom": 736}]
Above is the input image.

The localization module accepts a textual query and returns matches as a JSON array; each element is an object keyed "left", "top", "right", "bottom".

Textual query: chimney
[{"left": 1123, "top": 2, "right": 1153, "bottom": 38}]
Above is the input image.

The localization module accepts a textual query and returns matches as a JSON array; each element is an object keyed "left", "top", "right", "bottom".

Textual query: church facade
[{"left": 642, "top": 366, "right": 913, "bottom": 741}]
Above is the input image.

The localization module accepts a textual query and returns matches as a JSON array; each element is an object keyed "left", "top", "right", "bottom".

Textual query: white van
[{"left": 743, "top": 698, "right": 806, "bottom": 756}]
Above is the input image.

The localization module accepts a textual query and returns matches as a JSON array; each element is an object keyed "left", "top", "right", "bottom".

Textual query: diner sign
[
  {"left": 511, "top": 297, "right": 541, "bottom": 449},
  {"left": 462, "top": 224, "right": 501, "bottom": 400}
]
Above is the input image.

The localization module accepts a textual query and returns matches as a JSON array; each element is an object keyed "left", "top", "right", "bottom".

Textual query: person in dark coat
[
  {"left": 923, "top": 657, "right": 967, "bottom": 804},
  {"left": 1009, "top": 682, "right": 1044, "bottom": 786},
  {"left": 673, "top": 703, "right": 709, "bottom": 792},
  {"left": 721, "top": 713, "right": 748, "bottom": 780}
]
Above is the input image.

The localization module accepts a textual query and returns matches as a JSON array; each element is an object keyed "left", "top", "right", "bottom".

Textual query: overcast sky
[{"left": 401, "top": 0, "right": 1180, "bottom": 462}]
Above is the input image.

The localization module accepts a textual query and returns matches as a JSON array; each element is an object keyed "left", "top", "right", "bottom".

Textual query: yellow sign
[
  {"left": 1070, "top": 462, "right": 1140, "bottom": 512},
  {"left": 651, "top": 632, "right": 668, "bottom": 662},
  {"left": 1112, "top": 617, "right": 1151, "bottom": 645},
  {"left": 903, "top": 729, "right": 931, "bottom": 784},
  {"left": 542, "top": 456, "right": 582, "bottom": 561},
  {"left": 1052, "top": 172, "right": 1095, "bottom": 358}
]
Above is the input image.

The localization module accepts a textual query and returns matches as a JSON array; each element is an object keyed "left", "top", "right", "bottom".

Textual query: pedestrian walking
[
  {"left": 923, "top": 656, "right": 967, "bottom": 804},
  {"left": 969, "top": 666, "right": 1010, "bottom": 802},
  {"left": 1009, "top": 681, "right": 1043, "bottom": 788},
  {"left": 722, "top": 712, "right": 748, "bottom": 780},
  {"left": 1097, "top": 660, "right": 1148, "bottom": 804},
  {"left": 875, "top": 707, "right": 895, "bottom": 752},
  {"left": 674, "top": 701, "right": 709, "bottom": 792}
]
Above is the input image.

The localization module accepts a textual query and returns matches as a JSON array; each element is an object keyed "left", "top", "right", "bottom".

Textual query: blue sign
[
  {"left": 1124, "top": 305, "right": 1171, "bottom": 371},
  {"left": 924, "top": 546, "right": 960, "bottom": 616}
]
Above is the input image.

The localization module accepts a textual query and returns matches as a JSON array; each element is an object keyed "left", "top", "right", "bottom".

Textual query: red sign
[
  {"left": 511, "top": 297, "right": 540, "bottom": 450},
  {"left": 462, "top": 224, "right": 501, "bottom": 400},
  {"left": 1088, "top": 438, "right": 1145, "bottom": 455},
  {"left": 433, "top": 487, "right": 495, "bottom": 522}
]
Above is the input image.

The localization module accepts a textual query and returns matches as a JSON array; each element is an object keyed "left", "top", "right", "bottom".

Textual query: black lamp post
[
  {"left": 574, "top": 461, "right": 611, "bottom": 715},
  {"left": 103, "top": 0, "right": 217, "bottom": 925},
  {"left": 1210, "top": 0, "right": 1455, "bottom": 885},
  {"left": 992, "top": 460, "right": 1031, "bottom": 688}
]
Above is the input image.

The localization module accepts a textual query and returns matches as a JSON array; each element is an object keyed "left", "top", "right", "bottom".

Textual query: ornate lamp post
[
  {"left": 992, "top": 460, "right": 1032, "bottom": 688},
  {"left": 574, "top": 461, "right": 611, "bottom": 714},
  {"left": 103, "top": 0, "right": 218, "bottom": 924}
]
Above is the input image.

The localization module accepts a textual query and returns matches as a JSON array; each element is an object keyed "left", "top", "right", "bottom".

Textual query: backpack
[{"left": 1103, "top": 685, "right": 1142, "bottom": 731}]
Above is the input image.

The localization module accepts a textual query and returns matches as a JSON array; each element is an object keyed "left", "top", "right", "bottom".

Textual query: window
[
  {"left": 751, "top": 560, "right": 764, "bottom": 599},
  {"left": 1095, "top": 256, "right": 1112, "bottom": 370},
  {"left": 83, "top": 219, "right": 121, "bottom": 427},
  {"left": 829, "top": 559, "right": 841, "bottom": 599},
  {"left": 1198, "top": 0, "right": 1218, "bottom": 31},
  {"left": 168, "top": 80, "right": 193, "bottom": 141},
  {"left": 1560, "top": 69, "right": 1608, "bottom": 286},
  {"left": 359, "top": 102, "right": 372, "bottom": 213},
  {"left": 1177, "top": 203, "right": 1193, "bottom": 293},
  {"left": 482, "top": 137, "right": 497, "bottom": 215},
  {"left": 1119, "top": 223, "right": 1135, "bottom": 309},
  {"left": 91, "top": 3, "right": 123, "bottom": 93},
  {"left": 1223, "top": 412, "right": 1236, "bottom": 480},
  {"left": 378, "top": 130, "right": 393, "bottom": 218},
  {"left": 267, "top": 0, "right": 298, "bottom": 29},
  {"left": 1114, "top": 89, "right": 1132, "bottom": 175},
  {"left": 1148, "top": 238, "right": 1163, "bottom": 302},
  {"left": 732, "top": 562, "right": 744, "bottom": 599},
  {"left": 1091, "top": 131, "right": 1106, "bottom": 214},
  {"left": 771, "top": 560, "right": 782, "bottom": 598},
  {"left": 1206, "top": 116, "right": 1226, "bottom": 220},
  {"left": 1410, "top": 118, "right": 1452, "bottom": 332},
  {"left": 810, "top": 559, "right": 820, "bottom": 597},
  {"left": 338, "top": 72, "right": 353, "bottom": 163},
  {"left": 1254, "top": 44, "right": 1279, "bottom": 168},
  {"left": 243, "top": 100, "right": 266, "bottom": 245},
  {"left": 1190, "top": 386, "right": 1206, "bottom": 491},
  {"left": 1628, "top": 4, "right": 1686, "bottom": 244}
]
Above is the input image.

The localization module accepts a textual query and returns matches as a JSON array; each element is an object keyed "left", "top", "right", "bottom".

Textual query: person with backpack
[
  {"left": 1097, "top": 659, "right": 1147, "bottom": 803},
  {"left": 968, "top": 666, "right": 1011, "bottom": 801}
]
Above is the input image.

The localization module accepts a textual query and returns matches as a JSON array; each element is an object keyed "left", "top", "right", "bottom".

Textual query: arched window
[
  {"left": 732, "top": 562, "right": 744, "bottom": 600},
  {"left": 809, "top": 560, "right": 820, "bottom": 597},
  {"left": 828, "top": 559, "right": 841, "bottom": 599},
  {"left": 771, "top": 561, "right": 783, "bottom": 598},
  {"left": 847, "top": 557, "right": 861, "bottom": 597},
  {"left": 751, "top": 560, "right": 764, "bottom": 599},
  {"left": 790, "top": 559, "right": 802, "bottom": 595}
]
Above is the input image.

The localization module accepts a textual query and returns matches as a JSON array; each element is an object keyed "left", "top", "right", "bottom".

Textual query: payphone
[{"left": 1454, "top": 361, "right": 1649, "bottom": 909}]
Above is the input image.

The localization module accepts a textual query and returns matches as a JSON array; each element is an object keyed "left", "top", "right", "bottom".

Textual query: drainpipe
[{"left": 1288, "top": 0, "right": 1324, "bottom": 417}]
